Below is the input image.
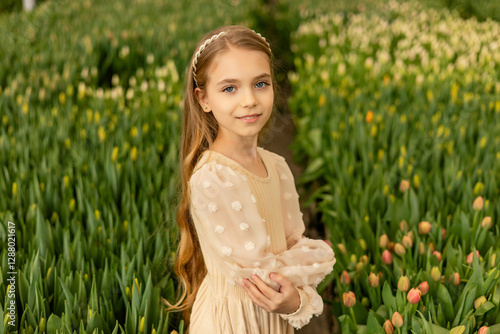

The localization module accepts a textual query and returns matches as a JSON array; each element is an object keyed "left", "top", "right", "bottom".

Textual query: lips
[{"left": 237, "top": 113, "right": 262, "bottom": 119}]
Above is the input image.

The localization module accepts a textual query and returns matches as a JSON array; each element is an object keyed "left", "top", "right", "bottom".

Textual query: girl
[{"left": 166, "top": 25, "right": 336, "bottom": 333}]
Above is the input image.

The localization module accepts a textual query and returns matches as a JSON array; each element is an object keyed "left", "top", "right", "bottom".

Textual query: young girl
[{"left": 167, "top": 25, "right": 336, "bottom": 333}]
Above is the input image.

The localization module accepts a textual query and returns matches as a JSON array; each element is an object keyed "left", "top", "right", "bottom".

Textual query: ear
[{"left": 194, "top": 87, "right": 211, "bottom": 113}]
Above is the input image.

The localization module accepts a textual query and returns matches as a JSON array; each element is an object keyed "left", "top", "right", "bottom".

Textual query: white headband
[{"left": 192, "top": 30, "right": 271, "bottom": 87}]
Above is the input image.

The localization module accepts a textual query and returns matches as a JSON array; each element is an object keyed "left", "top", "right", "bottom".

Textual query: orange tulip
[
  {"left": 342, "top": 291, "right": 356, "bottom": 308},
  {"left": 391, "top": 312, "right": 403, "bottom": 328}
]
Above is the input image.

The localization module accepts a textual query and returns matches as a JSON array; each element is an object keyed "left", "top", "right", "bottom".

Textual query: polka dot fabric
[{"left": 188, "top": 147, "right": 336, "bottom": 332}]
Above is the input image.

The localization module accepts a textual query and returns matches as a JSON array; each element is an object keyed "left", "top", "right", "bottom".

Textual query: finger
[
  {"left": 251, "top": 275, "right": 279, "bottom": 299},
  {"left": 241, "top": 279, "right": 271, "bottom": 311},
  {"left": 269, "top": 273, "right": 294, "bottom": 292}
]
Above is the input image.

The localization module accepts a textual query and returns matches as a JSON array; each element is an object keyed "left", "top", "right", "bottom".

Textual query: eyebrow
[{"left": 216, "top": 73, "right": 271, "bottom": 86}]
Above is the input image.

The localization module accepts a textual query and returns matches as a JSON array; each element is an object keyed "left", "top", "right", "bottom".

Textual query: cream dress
[{"left": 188, "top": 147, "right": 336, "bottom": 333}]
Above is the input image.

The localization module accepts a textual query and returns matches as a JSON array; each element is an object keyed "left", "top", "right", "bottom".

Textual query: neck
[{"left": 210, "top": 134, "right": 260, "bottom": 160}]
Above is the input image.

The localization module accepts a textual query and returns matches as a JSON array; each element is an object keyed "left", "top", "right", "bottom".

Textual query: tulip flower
[
  {"left": 418, "top": 281, "right": 429, "bottom": 295},
  {"left": 383, "top": 319, "right": 394, "bottom": 334},
  {"left": 433, "top": 251, "right": 442, "bottom": 262},
  {"left": 467, "top": 250, "right": 480, "bottom": 265},
  {"left": 368, "top": 272, "right": 379, "bottom": 288},
  {"left": 382, "top": 250, "right": 393, "bottom": 265},
  {"left": 343, "top": 291, "right": 356, "bottom": 308},
  {"left": 449, "top": 272, "right": 460, "bottom": 286},
  {"left": 359, "top": 239, "right": 367, "bottom": 250},
  {"left": 366, "top": 110, "right": 373, "bottom": 123},
  {"left": 400, "top": 220, "right": 408, "bottom": 231},
  {"left": 399, "top": 180, "right": 410, "bottom": 192},
  {"left": 394, "top": 243, "right": 406, "bottom": 256},
  {"left": 402, "top": 235, "right": 413, "bottom": 248},
  {"left": 429, "top": 242, "right": 435, "bottom": 252},
  {"left": 407, "top": 231, "right": 414, "bottom": 243},
  {"left": 441, "top": 228, "right": 446, "bottom": 240},
  {"left": 474, "top": 296, "right": 487, "bottom": 309},
  {"left": 478, "top": 326, "right": 489, "bottom": 334},
  {"left": 338, "top": 243, "right": 347, "bottom": 254},
  {"left": 397, "top": 276, "right": 410, "bottom": 292},
  {"left": 450, "top": 325, "right": 465, "bottom": 334},
  {"left": 430, "top": 266, "right": 441, "bottom": 282},
  {"left": 340, "top": 271, "right": 351, "bottom": 285},
  {"left": 379, "top": 234, "right": 389, "bottom": 248},
  {"left": 388, "top": 242, "right": 395, "bottom": 252},
  {"left": 418, "top": 221, "right": 432, "bottom": 234},
  {"left": 418, "top": 242, "right": 425, "bottom": 255},
  {"left": 407, "top": 288, "right": 421, "bottom": 304},
  {"left": 481, "top": 216, "right": 492, "bottom": 229},
  {"left": 473, "top": 196, "right": 484, "bottom": 210},
  {"left": 391, "top": 311, "right": 403, "bottom": 328}
]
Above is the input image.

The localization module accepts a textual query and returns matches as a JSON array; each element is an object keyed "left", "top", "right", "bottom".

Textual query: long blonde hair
[{"left": 162, "top": 25, "right": 277, "bottom": 325}]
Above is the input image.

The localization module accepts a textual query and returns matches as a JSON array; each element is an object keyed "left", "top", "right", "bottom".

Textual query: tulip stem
[{"left": 349, "top": 308, "right": 358, "bottom": 330}]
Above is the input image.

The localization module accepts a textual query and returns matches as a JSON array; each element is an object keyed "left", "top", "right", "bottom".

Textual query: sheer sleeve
[
  {"left": 268, "top": 152, "right": 334, "bottom": 328},
  {"left": 189, "top": 162, "right": 335, "bottom": 292}
]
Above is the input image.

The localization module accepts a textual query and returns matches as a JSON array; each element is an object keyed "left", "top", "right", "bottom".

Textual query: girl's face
[{"left": 195, "top": 47, "right": 274, "bottom": 145}]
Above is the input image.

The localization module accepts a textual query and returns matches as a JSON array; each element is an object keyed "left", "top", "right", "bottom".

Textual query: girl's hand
[{"left": 241, "top": 272, "right": 300, "bottom": 314}]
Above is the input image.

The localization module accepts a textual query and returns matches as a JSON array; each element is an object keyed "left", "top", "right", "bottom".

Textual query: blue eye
[
  {"left": 223, "top": 86, "right": 235, "bottom": 93},
  {"left": 255, "top": 81, "right": 269, "bottom": 88}
]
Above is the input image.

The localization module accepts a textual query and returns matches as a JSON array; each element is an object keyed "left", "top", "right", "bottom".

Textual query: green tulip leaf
[{"left": 475, "top": 301, "right": 495, "bottom": 316}]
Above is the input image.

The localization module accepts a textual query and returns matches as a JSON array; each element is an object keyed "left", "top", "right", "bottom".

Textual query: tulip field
[
  {"left": 1, "top": 0, "right": 500, "bottom": 333},
  {"left": 289, "top": 1, "right": 500, "bottom": 333},
  {"left": 0, "top": 0, "right": 258, "bottom": 333}
]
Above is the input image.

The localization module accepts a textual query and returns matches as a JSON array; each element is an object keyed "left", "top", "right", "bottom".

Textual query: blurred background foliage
[{"left": 1, "top": 0, "right": 500, "bottom": 333}]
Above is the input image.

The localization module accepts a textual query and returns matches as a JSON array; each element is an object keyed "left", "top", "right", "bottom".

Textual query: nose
[{"left": 240, "top": 87, "right": 257, "bottom": 108}]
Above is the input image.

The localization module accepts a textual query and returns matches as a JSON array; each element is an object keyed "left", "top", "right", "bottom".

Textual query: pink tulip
[
  {"left": 382, "top": 250, "right": 393, "bottom": 265},
  {"left": 391, "top": 311, "right": 403, "bottom": 328},
  {"left": 407, "top": 288, "right": 421, "bottom": 304},
  {"left": 478, "top": 326, "right": 489, "bottom": 334},
  {"left": 467, "top": 250, "right": 480, "bottom": 265},
  {"left": 340, "top": 271, "right": 350, "bottom": 285},
  {"left": 343, "top": 291, "right": 356, "bottom": 308},
  {"left": 418, "top": 281, "right": 429, "bottom": 295},
  {"left": 383, "top": 319, "right": 394, "bottom": 334},
  {"left": 449, "top": 272, "right": 460, "bottom": 286},
  {"left": 433, "top": 251, "right": 442, "bottom": 262}
]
